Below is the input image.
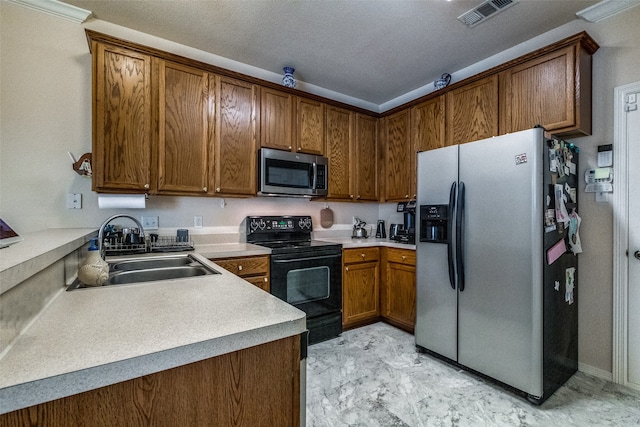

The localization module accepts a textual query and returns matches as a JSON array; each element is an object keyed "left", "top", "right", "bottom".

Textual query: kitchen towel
[{"left": 98, "top": 194, "right": 146, "bottom": 209}]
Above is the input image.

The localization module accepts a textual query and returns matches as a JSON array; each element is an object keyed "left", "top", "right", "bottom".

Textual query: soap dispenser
[{"left": 78, "top": 238, "right": 109, "bottom": 286}]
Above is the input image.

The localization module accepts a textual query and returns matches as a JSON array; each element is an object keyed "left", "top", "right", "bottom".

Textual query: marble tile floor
[{"left": 306, "top": 322, "right": 640, "bottom": 427}]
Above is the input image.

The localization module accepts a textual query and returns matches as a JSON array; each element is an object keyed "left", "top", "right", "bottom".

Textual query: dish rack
[{"left": 102, "top": 235, "right": 195, "bottom": 256}]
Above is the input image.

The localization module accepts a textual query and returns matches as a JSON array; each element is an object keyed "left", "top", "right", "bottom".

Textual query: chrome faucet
[{"left": 97, "top": 214, "right": 147, "bottom": 259}]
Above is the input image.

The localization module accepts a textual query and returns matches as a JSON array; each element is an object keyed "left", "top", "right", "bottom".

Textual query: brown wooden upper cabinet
[
  {"left": 499, "top": 43, "right": 592, "bottom": 137},
  {"left": 260, "top": 88, "right": 324, "bottom": 155},
  {"left": 148, "top": 61, "right": 258, "bottom": 197},
  {"left": 353, "top": 114, "right": 378, "bottom": 201},
  {"left": 412, "top": 95, "right": 446, "bottom": 152},
  {"left": 92, "top": 42, "right": 153, "bottom": 193},
  {"left": 446, "top": 74, "right": 499, "bottom": 146},
  {"left": 325, "top": 105, "right": 353, "bottom": 200},
  {"left": 156, "top": 60, "right": 210, "bottom": 195},
  {"left": 384, "top": 109, "right": 414, "bottom": 202},
  {"left": 325, "top": 109, "right": 378, "bottom": 201},
  {"left": 211, "top": 75, "right": 258, "bottom": 196},
  {"left": 92, "top": 38, "right": 257, "bottom": 196},
  {"left": 296, "top": 97, "right": 325, "bottom": 155}
]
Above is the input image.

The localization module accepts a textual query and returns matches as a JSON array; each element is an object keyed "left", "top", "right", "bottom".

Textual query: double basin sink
[{"left": 68, "top": 254, "right": 220, "bottom": 290}]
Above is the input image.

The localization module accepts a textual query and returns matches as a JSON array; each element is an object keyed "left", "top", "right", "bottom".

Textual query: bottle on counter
[{"left": 77, "top": 238, "right": 109, "bottom": 286}]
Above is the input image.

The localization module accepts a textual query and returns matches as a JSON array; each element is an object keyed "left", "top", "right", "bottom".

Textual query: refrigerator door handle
[
  {"left": 457, "top": 181, "right": 466, "bottom": 292},
  {"left": 447, "top": 182, "right": 457, "bottom": 290}
]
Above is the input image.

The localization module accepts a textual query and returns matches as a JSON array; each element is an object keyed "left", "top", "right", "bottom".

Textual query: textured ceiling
[{"left": 61, "top": 0, "right": 599, "bottom": 106}]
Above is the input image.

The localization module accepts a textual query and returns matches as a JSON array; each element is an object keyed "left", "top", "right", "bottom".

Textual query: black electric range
[{"left": 245, "top": 215, "right": 342, "bottom": 344}]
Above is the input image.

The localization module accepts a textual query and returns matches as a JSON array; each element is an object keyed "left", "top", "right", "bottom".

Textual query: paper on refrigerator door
[
  {"left": 554, "top": 184, "right": 569, "bottom": 226},
  {"left": 565, "top": 267, "right": 576, "bottom": 304},
  {"left": 568, "top": 210, "right": 583, "bottom": 254}
]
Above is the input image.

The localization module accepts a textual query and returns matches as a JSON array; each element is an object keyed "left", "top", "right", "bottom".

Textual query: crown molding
[
  {"left": 576, "top": 0, "right": 640, "bottom": 23},
  {"left": 5, "top": 0, "right": 92, "bottom": 23}
]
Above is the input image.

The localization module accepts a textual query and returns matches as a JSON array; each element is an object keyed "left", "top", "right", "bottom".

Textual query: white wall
[{"left": 2, "top": 1, "right": 639, "bottom": 376}]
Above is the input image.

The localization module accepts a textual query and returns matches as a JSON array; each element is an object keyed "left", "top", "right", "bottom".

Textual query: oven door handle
[{"left": 271, "top": 254, "right": 342, "bottom": 263}]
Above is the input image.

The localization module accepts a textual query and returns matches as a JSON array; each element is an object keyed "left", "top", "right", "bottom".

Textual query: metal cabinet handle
[
  {"left": 297, "top": 147, "right": 302, "bottom": 152},
  {"left": 264, "top": 277, "right": 268, "bottom": 282},
  {"left": 361, "top": 253, "right": 366, "bottom": 259},
  {"left": 288, "top": 146, "right": 292, "bottom": 150},
  {"left": 216, "top": 187, "right": 221, "bottom": 192},
  {"left": 144, "top": 184, "right": 150, "bottom": 189},
  {"left": 238, "top": 265, "right": 243, "bottom": 271},
  {"left": 203, "top": 186, "right": 207, "bottom": 192},
  {"left": 345, "top": 267, "right": 349, "bottom": 272},
  {"left": 402, "top": 255, "right": 406, "bottom": 260},
  {"left": 635, "top": 251, "right": 640, "bottom": 260}
]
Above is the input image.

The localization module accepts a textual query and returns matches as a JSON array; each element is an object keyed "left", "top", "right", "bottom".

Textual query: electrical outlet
[
  {"left": 66, "top": 193, "right": 82, "bottom": 209},
  {"left": 194, "top": 216, "right": 203, "bottom": 229},
  {"left": 141, "top": 216, "right": 159, "bottom": 230}
]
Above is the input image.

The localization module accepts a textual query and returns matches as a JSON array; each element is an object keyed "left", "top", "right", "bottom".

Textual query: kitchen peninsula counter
[{"left": 0, "top": 234, "right": 305, "bottom": 415}]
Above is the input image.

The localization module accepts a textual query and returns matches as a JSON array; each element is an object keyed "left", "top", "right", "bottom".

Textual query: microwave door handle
[{"left": 311, "top": 162, "right": 318, "bottom": 189}]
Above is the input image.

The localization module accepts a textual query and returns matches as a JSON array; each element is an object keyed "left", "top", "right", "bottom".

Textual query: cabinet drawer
[
  {"left": 343, "top": 247, "right": 380, "bottom": 264},
  {"left": 385, "top": 248, "right": 416, "bottom": 265},
  {"left": 245, "top": 275, "right": 270, "bottom": 292},
  {"left": 212, "top": 255, "right": 269, "bottom": 277}
]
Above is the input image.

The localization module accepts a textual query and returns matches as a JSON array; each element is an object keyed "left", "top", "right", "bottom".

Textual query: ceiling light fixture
[
  {"left": 457, "top": 0, "right": 519, "bottom": 28},
  {"left": 576, "top": 0, "right": 640, "bottom": 23}
]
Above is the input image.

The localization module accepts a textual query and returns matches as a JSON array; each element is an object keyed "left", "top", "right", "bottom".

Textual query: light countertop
[
  {"left": 318, "top": 237, "right": 416, "bottom": 251},
  {"left": 0, "top": 245, "right": 304, "bottom": 414},
  {"left": 0, "top": 230, "right": 410, "bottom": 414}
]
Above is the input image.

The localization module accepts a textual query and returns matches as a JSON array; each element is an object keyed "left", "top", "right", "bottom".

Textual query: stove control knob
[{"left": 258, "top": 219, "right": 266, "bottom": 230}]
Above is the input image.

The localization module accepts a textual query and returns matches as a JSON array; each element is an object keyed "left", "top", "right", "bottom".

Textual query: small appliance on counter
[
  {"left": 390, "top": 200, "right": 416, "bottom": 244},
  {"left": 375, "top": 220, "right": 386, "bottom": 238},
  {"left": 352, "top": 217, "right": 371, "bottom": 239}
]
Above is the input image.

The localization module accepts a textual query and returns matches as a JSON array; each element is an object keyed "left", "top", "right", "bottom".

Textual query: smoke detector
[{"left": 458, "top": 0, "right": 519, "bottom": 28}]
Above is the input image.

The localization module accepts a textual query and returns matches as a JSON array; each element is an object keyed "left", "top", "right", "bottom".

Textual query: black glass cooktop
[{"left": 256, "top": 239, "right": 341, "bottom": 254}]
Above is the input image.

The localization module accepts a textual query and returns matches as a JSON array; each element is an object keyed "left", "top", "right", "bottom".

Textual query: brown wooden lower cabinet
[
  {"left": 342, "top": 247, "right": 380, "bottom": 329},
  {"left": 211, "top": 255, "right": 270, "bottom": 292},
  {"left": 380, "top": 247, "right": 416, "bottom": 333},
  {"left": 341, "top": 246, "right": 416, "bottom": 333},
  {"left": 0, "top": 336, "right": 300, "bottom": 427}
]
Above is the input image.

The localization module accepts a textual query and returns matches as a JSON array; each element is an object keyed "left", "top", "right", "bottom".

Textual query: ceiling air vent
[{"left": 458, "top": 0, "right": 519, "bottom": 28}]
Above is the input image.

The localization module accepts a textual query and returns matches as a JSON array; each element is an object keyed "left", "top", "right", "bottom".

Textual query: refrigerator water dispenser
[{"left": 420, "top": 204, "right": 448, "bottom": 243}]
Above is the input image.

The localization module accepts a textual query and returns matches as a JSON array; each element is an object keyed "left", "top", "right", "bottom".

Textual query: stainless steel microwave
[{"left": 258, "top": 148, "right": 328, "bottom": 197}]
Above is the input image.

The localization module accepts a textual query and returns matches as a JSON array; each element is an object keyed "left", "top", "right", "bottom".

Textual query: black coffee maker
[{"left": 391, "top": 200, "right": 416, "bottom": 244}]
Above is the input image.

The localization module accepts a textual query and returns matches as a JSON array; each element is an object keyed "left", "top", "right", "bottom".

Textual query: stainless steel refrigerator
[{"left": 415, "top": 128, "right": 579, "bottom": 404}]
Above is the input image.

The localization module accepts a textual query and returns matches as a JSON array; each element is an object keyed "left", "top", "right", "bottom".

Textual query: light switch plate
[
  {"left": 141, "top": 216, "right": 159, "bottom": 230},
  {"left": 194, "top": 216, "right": 203, "bottom": 229},
  {"left": 66, "top": 193, "right": 82, "bottom": 209}
]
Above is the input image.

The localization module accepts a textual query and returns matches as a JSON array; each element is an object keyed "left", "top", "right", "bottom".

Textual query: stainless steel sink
[
  {"left": 68, "top": 254, "right": 220, "bottom": 290},
  {"left": 110, "top": 256, "right": 196, "bottom": 271}
]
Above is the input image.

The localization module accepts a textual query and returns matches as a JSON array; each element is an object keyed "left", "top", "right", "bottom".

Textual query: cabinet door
[
  {"left": 343, "top": 248, "right": 380, "bottom": 329},
  {"left": 296, "top": 97, "right": 324, "bottom": 154},
  {"left": 260, "top": 87, "right": 293, "bottom": 151},
  {"left": 156, "top": 60, "right": 210, "bottom": 194},
  {"left": 325, "top": 106, "right": 353, "bottom": 200},
  {"left": 381, "top": 248, "right": 416, "bottom": 333},
  {"left": 446, "top": 75, "right": 499, "bottom": 146},
  {"left": 93, "top": 42, "right": 152, "bottom": 192},
  {"left": 412, "top": 95, "right": 445, "bottom": 152},
  {"left": 500, "top": 46, "right": 577, "bottom": 134},
  {"left": 384, "top": 109, "right": 412, "bottom": 201},
  {"left": 212, "top": 76, "right": 258, "bottom": 195},
  {"left": 354, "top": 114, "right": 379, "bottom": 201}
]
